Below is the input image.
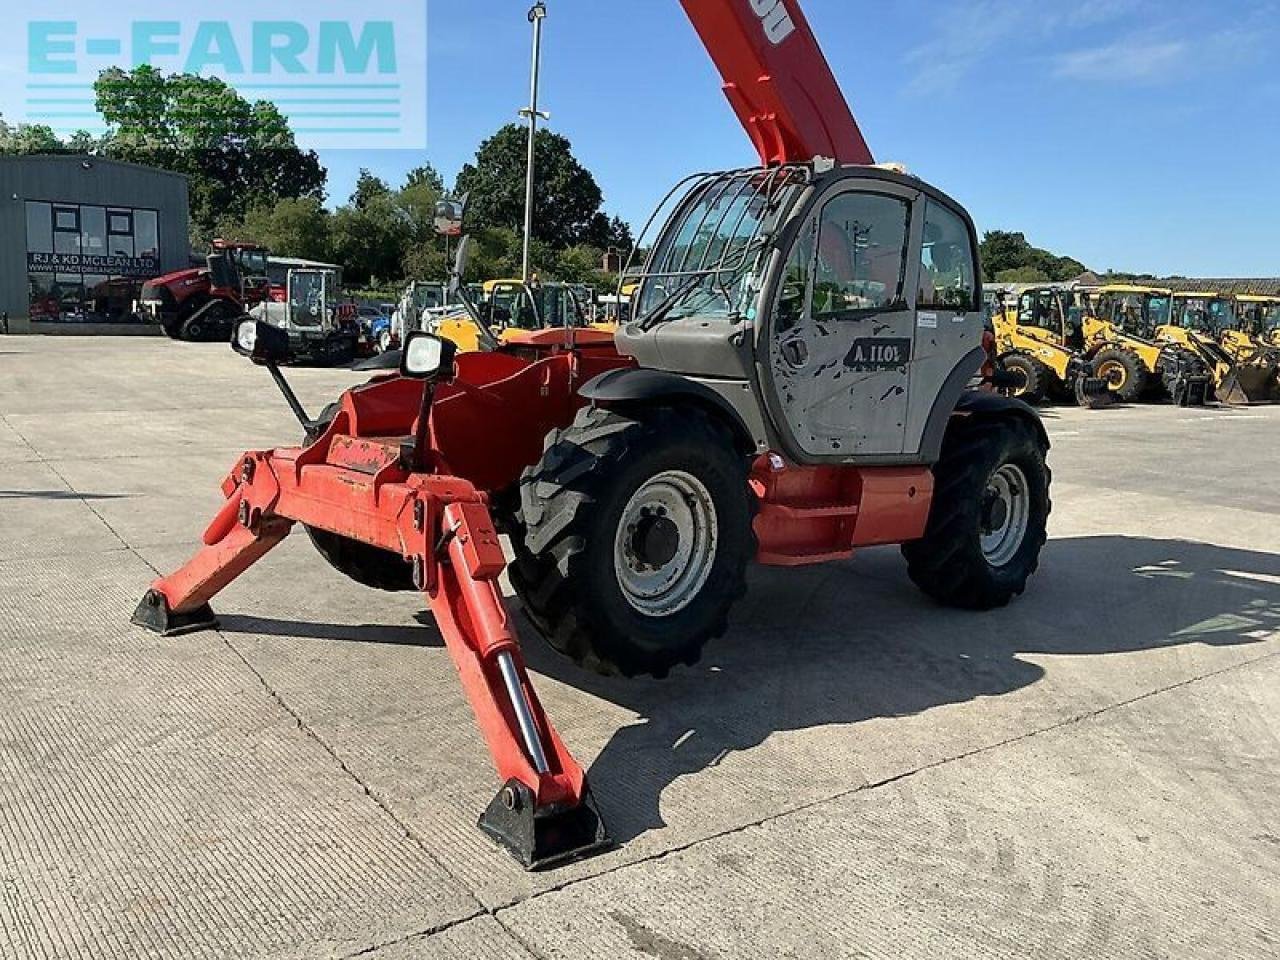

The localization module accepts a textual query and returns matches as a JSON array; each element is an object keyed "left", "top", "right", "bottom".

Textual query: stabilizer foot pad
[
  {"left": 479, "top": 779, "right": 612, "bottom": 871},
  {"left": 132, "top": 590, "right": 220, "bottom": 637}
]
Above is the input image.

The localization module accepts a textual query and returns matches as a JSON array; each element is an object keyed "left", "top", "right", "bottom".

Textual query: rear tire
[
  {"left": 903, "top": 417, "right": 1051, "bottom": 610},
  {"left": 1000, "top": 352, "right": 1050, "bottom": 404},
  {"left": 512, "top": 405, "right": 754, "bottom": 678},
  {"left": 1093, "top": 346, "right": 1148, "bottom": 402}
]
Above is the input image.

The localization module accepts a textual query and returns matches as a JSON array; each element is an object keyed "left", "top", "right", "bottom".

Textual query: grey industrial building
[{"left": 0, "top": 155, "right": 189, "bottom": 333}]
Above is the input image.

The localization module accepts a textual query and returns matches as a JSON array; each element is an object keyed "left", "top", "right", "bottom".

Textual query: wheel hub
[
  {"left": 614, "top": 471, "right": 719, "bottom": 617},
  {"left": 980, "top": 463, "right": 1031, "bottom": 568},
  {"left": 629, "top": 512, "right": 680, "bottom": 571},
  {"left": 981, "top": 491, "right": 1009, "bottom": 532}
]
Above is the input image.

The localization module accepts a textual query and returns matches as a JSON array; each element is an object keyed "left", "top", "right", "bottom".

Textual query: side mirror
[
  {"left": 400, "top": 331, "right": 457, "bottom": 381},
  {"left": 434, "top": 193, "right": 469, "bottom": 238},
  {"left": 231, "top": 318, "right": 290, "bottom": 365}
]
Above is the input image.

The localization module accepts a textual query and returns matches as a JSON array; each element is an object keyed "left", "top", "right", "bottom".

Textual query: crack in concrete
[
  {"left": 27, "top": 411, "right": 1272, "bottom": 956},
  {"left": 0, "top": 412, "right": 139, "bottom": 552},
  {"left": 215, "top": 631, "right": 492, "bottom": 917},
  {"left": 485, "top": 648, "right": 1280, "bottom": 920}
]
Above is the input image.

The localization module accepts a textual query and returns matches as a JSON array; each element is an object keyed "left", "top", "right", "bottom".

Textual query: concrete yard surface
[{"left": 0, "top": 336, "right": 1277, "bottom": 959}]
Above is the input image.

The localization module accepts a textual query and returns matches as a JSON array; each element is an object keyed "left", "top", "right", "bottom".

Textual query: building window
[{"left": 25, "top": 201, "right": 160, "bottom": 323}]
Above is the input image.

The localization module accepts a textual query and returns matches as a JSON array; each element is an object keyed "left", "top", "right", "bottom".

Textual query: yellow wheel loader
[
  {"left": 992, "top": 286, "right": 1112, "bottom": 407},
  {"left": 434, "top": 278, "right": 615, "bottom": 353},
  {"left": 1080, "top": 284, "right": 1210, "bottom": 406},
  {"left": 1156, "top": 292, "right": 1276, "bottom": 405}
]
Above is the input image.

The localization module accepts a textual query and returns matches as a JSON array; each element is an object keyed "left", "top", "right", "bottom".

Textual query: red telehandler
[
  {"left": 135, "top": 0, "right": 1050, "bottom": 869},
  {"left": 139, "top": 240, "right": 273, "bottom": 341}
]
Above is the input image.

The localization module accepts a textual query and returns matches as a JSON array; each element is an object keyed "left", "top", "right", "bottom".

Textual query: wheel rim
[
  {"left": 1009, "top": 367, "right": 1030, "bottom": 396},
  {"left": 980, "top": 463, "right": 1031, "bottom": 568},
  {"left": 614, "top": 470, "right": 718, "bottom": 617},
  {"left": 1098, "top": 360, "right": 1126, "bottom": 390},
  {"left": 379, "top": 332, "right": 391, "bottom": 352}
]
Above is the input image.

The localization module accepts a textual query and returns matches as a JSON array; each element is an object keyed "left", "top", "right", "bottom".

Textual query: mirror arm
[
  {"left": 401, "top": 382, "right": 436, "bottom": 472},
  {"left": 266, "top": 361, "right": 313, "bottom": 430}
]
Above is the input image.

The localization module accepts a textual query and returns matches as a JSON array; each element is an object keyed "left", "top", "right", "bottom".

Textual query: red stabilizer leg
[
  {"left": 133, "top": 456, "right": 294, "bottom": 636},
  {"left": 427, "top": 502, "right": 610, "bottom": 869}
]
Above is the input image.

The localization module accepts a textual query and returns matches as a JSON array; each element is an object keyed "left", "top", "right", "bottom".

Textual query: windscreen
[
  {"left": 632, "top": 166, "right": 806, "bottom": 326},
  {"left": 289, "top": 272, "right": 327, "bottom": 327},
  {"left": 1173, "top": 297, "right": 1232, "bottom": 334}
]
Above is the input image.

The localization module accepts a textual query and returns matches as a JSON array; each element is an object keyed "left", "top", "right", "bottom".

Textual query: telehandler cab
[
  {"left": 134, "top": 0, "right": 1051, "bottom": 869},
  {"left": 991, "top": 286, "right": 1111, "bottom": 407}
]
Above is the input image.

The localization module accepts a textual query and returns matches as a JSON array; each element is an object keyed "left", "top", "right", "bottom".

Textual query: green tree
[
  {"left": 93, "top": 66, "right": 325, "bottom": 235},
  {"left": 351, "top": 168, "right": 392, "bottom": 210},
  {"left": 980, "top": 230, "right": 1088, "bottom": 283},
  {"left": 995, "top": 266, "right": 1052, "bottom": 284},
  {"left": 455, "top": 125, "right": 612, "bottom": 249},
  {"left": 218, "top": 197, "right": 332, "bottom": 262},
  {"left": 330, "top": 193, "right": 411, "bottom": 287},
  {"left": 0, "top": 118, "right": 92, "bottom": 155},
  {"left": 405, "top": 164, "right": 445, "bottom": 192}
]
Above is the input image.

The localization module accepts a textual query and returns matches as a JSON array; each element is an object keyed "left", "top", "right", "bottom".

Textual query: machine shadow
[
  {"left": 514, "top": 535, "right": 1279, "bottom": 844},
  {"left": 215, "top": 613, "right": 442, "bottom": 648}
]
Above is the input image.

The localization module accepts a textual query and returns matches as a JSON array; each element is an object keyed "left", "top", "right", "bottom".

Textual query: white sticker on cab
[{"left": 918, "top": 312, "right": 938, "bottom": 329}]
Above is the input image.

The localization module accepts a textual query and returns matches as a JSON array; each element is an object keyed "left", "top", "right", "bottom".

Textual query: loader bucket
[{"left": 1215, "top": 365, "right": 1275, "bottom": 406}]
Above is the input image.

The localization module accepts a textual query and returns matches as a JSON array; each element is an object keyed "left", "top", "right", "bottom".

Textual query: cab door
[{"left": 765, "top": 180, "right": 922, "bottom": 460}]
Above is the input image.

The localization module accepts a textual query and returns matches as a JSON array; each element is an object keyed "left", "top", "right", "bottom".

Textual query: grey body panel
[
  {"left": 578, "top": 368, "right": 770, "bottom": 453},
  {"left": 620, "top": 164, "right": 995, "bottom": 468}
]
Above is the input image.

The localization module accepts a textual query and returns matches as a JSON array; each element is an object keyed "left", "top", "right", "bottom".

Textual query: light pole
[{"left": 520, "top": 2, "right": 549, "bottom": 284}]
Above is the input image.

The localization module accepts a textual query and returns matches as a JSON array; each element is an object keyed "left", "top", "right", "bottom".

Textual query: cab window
[
  {"left": 811, "top": 192, "right": 911, "bottom": 319},
  {"left": 918, "top": 201, "right": 977, "bottom": 311}
]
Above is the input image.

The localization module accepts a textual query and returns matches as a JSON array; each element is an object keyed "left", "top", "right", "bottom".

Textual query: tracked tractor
[
  {"left": 139, "top": 240, "right": 272, "bottom": 342},
  {"left": 133, "top": 0, "right": 1052, "bottom": 870},
  {"left": 1156, "top": 292, "right": 1276, "bottom": 405},
  {"left": 1081, "top": 284, "right": 1210, "bottom": 405},
  {"left": 992, "top": 286, "right": 1111, "bottom": 407}
]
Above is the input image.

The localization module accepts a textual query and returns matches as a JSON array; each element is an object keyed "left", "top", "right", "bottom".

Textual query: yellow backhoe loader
[
  {"left": 1226, "top": 294, "right": 1280, "bottom": 363},
  {"left": 1079, "top": 285, "right": 1210, "bottom": 406},
  {"left": 992, "top": 286, "right": 1111, "bottom": 407},
  {"left": 1156, "top": 292, "right": 1276, "bottom": 405}
]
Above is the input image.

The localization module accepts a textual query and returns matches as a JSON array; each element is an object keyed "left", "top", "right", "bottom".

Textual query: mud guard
[
  {"left": 578, "top": 367, "right": 760, "bottom": 453},
  {"left": 950, "top": 391, "right": 1050, "bottom": 450}
]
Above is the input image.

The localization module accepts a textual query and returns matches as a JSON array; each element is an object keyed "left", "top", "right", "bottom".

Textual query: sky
[{"left": 311, "top": 0, "right": 1280, "bottom": 279}]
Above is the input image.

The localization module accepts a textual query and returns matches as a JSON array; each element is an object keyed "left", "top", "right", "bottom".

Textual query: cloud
[
  {"left": 902, "top": 0, "right": 1145, "bottom": 94},
  {"left": 1053, "top": 39, "right": 1186, "bottom": 81}
]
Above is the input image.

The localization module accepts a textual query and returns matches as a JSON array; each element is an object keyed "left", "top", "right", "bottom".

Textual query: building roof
[
  {"left": 0, "top": 154, "right": 189, "bottom": 181},
  {"left": 1158, "top": 278, "right": 1280, "bottom": 296}
]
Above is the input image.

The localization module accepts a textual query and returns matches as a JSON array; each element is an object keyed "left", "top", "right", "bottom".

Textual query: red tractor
[
  {"left": 134, "top": 0, "right": 1052, "bottom": 869},
  {"left": 139, "top": 240, "right": 272, "bottom": 341}
]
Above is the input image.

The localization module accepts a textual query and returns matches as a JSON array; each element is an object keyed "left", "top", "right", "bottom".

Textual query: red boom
[{"left": 678, "top": 0, "right": 874, "bottom": 166}]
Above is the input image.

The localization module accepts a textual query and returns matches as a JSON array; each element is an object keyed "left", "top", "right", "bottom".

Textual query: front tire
[
  {"left": 1001, "top": 352, "right": 1050, "bottom": 404},
  {"left": 1093, "top": 346, "right": 1148, "bottom": 402},
  {"left": 903, "top": 417, "right": 1051, "bottom": 610},
  {"left": 512, "top": 405, "right": 754, "bottom": 678}
]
